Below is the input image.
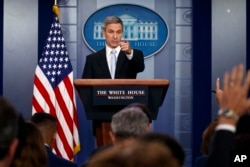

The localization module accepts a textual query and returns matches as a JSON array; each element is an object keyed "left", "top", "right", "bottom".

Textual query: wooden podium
[{"left": 74, "top": 79, "right": 169, "bottom": 146}]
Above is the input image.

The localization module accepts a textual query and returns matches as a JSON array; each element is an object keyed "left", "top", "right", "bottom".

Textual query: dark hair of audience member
[
  {"left": 201, "top": 118, "right": 218, "bottom": 155},
  {"left": 86, "top": 141, "right": 180, "bottom": 167},
  {"left": 137, "top": 132, "right": 185, "bottom": 166},
  {"left": 14, "top": 114, "right": 27, "bottom": 159},
  {"left": 125, "top": 103, "right": 152, "bottom": 123},
  {"left": 0, "top": 97, "right": 19, "bottom": 160},
  {"left": 11, "top": 122, "right": 47, "bottom": 167}
]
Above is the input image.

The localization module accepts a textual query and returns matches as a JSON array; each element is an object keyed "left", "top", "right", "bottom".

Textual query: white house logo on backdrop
[{"left": 82, "top": 4, "right": 169, "bottom": 58}]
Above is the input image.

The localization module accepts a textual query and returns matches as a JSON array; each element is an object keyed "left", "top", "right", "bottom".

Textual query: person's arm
[
  {"left": 120, "top": 41, "right": 145, "bottom": 73},
  {"left": 82, "top": 55, "right": 93, "bottom": 78},
  {"left": 130, "top": 49, "right": 145, "bottom": 73},
  {"left": 207, "top": 64, "right": 250, "bottom": 167},
  {"left": 125, "top": 49, "right": 133, "bottom": 60}
]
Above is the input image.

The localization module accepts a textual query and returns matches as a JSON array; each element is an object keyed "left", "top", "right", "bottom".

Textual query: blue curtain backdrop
[
  {"left": 38, "top": 0, "right": 54, "bottom": 61},
  {"left": 192, "top": 0, "right": 212, "bottom": 165},
  {"left": 0, "top": 1, "right": 3, "bottom": 96}
]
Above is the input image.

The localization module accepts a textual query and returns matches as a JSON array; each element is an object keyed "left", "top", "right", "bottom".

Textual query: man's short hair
[
  {"left": 31, "top": 112, "right": 57, "bottom": 126},
  {"left": 103, "top": 16, "right": 123, "bottom": 30},
  {"left": 30, "top": 112, "right": 57, "bottom": 138},
  {"left": 0, "top": 97, "right": 18, "bottom": 159},
  {"left": 111, "top": 106, "right": 149, "bottom": 140}
]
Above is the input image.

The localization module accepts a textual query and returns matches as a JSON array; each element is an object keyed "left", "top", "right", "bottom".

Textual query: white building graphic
[{"left": 93, "top": 14, "right": 158, "bottom": 41}]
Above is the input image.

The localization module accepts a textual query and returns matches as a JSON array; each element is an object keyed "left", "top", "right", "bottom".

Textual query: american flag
[{"left": 32, "top": 13, "right": 80, "bottom": 161}]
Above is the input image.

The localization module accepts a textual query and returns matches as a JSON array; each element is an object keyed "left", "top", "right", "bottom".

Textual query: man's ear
[
  {"left": 9, "top": 138, "right": 19, "bottom": 159},
  {"left": 109, "top": 131, "right": 116, "bottom": 144},
  {"left": 51, "top": 132, "right": 57, "bottom": 147},
  {"left": 147, "top": 124, "right": 152, "bottom": 132}
]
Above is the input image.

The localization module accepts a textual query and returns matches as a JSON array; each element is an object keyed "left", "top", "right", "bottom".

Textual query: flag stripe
[
  {"left": 55, "top": 85, "right": 73, "bottom": 133},
  {"left": 32, "top": 96, "right": 43, "bottom": 112},
  {"left": 33, "top": 74, "right": 56, "bottom": 114}
]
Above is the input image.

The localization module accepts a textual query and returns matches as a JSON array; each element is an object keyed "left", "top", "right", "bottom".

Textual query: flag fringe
[{"left": 73, "top": 144, "right": 81, "bottom": 155}]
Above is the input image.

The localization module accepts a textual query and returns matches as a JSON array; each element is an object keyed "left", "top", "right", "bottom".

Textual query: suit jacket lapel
[{"left": 116, "top": 51, "right": 126, "bottom": 74}]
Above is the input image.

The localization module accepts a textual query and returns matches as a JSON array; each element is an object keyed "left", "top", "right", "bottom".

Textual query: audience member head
[
  {"left": 11, "top": 122, "right": 47, "bottom": 167},
  {"left": 201, "top": 118, "right": 218, "bottom": 155},
  {"left": 0, "top": 97, "right": 19, "bottom": 167},
  {"left": 109, "top": 106, "right": 150, "bottom": 145},
  {"left": 86, "top": 141, "right": 180, "bottom": 167},
  {"left": 137, "top": 132, "right": 185, "bottom": 166},
  {"left": 30, "top": 112, "right": 57, "bottom": 148}
]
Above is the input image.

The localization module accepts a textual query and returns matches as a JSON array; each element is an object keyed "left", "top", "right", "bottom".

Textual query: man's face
[{"left": 102, "top": 23, "right": 123, "bottom": 49}]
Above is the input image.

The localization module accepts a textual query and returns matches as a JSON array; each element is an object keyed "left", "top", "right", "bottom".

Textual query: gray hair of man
[
  {"left": 110, "top": 106, "right": 149, "bottom": 141},
  {"left": 103, "top": 16, "right": 123, "bottom": 31}
]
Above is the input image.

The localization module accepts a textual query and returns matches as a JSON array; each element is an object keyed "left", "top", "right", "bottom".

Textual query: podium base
[{"left": 95, "top": 121, "right": 112, "bottom": 147}]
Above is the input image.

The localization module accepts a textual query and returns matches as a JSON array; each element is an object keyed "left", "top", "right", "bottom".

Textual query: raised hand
[
  {"left": 120, "top": 41, "right": 132, "bottom": 54},
  {"left": 219, "top": 64, "right": 250, "bottom": 117}
]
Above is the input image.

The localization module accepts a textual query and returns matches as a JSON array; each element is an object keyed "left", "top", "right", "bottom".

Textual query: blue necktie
[{"left": 110, "top": 50, "right": 117, "bottom": 79}]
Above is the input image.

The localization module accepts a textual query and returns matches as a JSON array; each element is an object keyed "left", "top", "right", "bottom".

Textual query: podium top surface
[{"left": 74, "top": 79, "right": 169, "bottom": 86}]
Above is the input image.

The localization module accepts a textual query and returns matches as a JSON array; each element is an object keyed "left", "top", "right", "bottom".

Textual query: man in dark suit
[
  {"left": 82, "top": 16, "right": 145, "bottom": 79},
  {"left": 31, "top": 112, "right": 77, "bottom": 167},
  {"left": 82, "top": 16, "right": 145, "bottom": 146}
]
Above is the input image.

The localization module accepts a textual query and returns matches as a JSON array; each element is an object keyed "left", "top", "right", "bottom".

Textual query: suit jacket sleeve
[
  {"left": 130, "top": 49, "right": 145, "bottom": 73},
  {"left": 207, "top": 130, "right": 235, "bottom": 167},
  {"left": 82, "top": 54, "right": 92, "bottom": 78}
]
